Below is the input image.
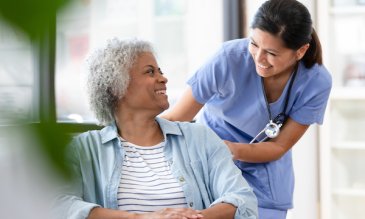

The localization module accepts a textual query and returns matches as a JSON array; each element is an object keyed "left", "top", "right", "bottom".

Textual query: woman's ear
[{"left": 296, "top": 43, "right": 310, "bottom": 61}]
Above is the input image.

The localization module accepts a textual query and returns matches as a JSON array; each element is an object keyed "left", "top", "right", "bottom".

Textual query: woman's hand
[{"left": 134, "top": 208, "right": 204, "bottom": 219}]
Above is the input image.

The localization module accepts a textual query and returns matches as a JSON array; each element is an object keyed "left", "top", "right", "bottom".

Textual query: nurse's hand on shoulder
[
  {"left": 224, "top": 140, "right": 239, "bottom": 160},
  {"left": 134, "top": 208, "right": 204, "bottom": 219}
]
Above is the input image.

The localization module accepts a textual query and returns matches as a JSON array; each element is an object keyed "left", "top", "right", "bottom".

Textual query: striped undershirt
[{"left": 118, "top": 138, "right": 188, "bottom": 213}]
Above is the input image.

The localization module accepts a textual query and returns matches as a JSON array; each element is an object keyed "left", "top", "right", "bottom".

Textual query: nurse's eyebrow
[
  {"left": 249, "top": 37, "right": 257, "bottom": 44},
  {"left": 250, "top": 37, "right": 280, "bottom": 54}
]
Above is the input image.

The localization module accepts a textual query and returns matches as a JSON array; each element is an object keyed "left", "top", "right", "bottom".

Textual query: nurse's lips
[{"left": 257, "top": 63, "right": 271, "bottom": 69}]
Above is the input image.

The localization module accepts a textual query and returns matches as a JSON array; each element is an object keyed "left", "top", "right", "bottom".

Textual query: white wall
[{"left": 288, "top": 126, "right": 319, "bottom": 219}]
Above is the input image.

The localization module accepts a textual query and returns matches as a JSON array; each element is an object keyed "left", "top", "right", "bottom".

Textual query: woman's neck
[{"left": 115, "top": 113, "right": 164, "bottom": 146}]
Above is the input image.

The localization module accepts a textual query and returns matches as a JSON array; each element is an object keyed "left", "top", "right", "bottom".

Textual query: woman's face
[
  {"left": 248, "top": 28, "right": 307, "bottom": 79},
  {"left": 121, "top": 52, "right": 169, "bottom": 114}
]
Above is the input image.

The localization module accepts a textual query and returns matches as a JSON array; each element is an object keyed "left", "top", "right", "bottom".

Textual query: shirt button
[
  {"left": 189, "top": 202, "right": 194, "bottom": 207},
  {"left": 179, "top": 176, "right": 185, "bottom": 182}
]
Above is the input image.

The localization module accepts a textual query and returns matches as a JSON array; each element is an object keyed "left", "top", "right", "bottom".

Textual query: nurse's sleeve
[
  {"left": 187, "top": 46, "right": 230, "bottom": 104},
  {"left": 290, "top": 70, "right": 332, "bottom": 125}
]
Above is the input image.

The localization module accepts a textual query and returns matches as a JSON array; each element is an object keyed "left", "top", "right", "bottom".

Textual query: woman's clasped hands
[{"left": 134, "top": 207, "right": 203, "bottom": 219}]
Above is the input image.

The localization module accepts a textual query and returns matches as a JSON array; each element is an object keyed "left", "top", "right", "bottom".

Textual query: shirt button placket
[{"left": 179, "top": 176, "right": 185, "bottom": 183}]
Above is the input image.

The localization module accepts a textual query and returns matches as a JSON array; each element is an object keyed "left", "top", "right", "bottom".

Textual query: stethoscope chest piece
[
  {"left": 264, "top": 120, "right": 282, "bottom": 138},
  {"left": 250, "top": 66, "right": 298, "bottom": 144}
]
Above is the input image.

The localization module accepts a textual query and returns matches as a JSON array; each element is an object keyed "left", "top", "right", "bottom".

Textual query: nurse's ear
[{"left": 295, "top": 43, "right": 310, "bottom": 61}]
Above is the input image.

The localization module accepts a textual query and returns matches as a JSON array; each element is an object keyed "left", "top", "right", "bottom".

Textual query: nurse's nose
[{"left": 255, "top": 49, "right": 266, "bottom": 62}]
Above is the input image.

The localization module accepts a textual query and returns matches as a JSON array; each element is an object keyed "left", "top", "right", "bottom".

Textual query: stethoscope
[{"left": 249, "top": 67, "right": 298, "bottom": 144}]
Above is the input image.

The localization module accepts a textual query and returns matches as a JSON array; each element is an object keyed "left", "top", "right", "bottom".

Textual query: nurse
[{"left": 161, "top": 0, "right": 332, "bottom": 218}]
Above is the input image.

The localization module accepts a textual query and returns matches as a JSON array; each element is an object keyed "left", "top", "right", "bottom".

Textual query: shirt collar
[
  {"left": 100, "top": 117, "right": 182, "bottom": 144},
  {"left": 155, "top": 117, "right": 182, "bottom": 138},
  {"left": 100, "top": 121, "right": 119, "bottom": 144}
]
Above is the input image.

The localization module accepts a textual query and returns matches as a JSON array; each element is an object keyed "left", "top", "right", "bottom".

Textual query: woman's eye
[
  {"left": 158, "top": 68, "right": 164, "bottom": 75},
  {"left": 147, "top": 69, "right": 155, "bottom": 76}
]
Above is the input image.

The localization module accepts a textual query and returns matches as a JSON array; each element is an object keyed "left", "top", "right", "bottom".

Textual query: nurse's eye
[
  {"left": 267, "top": 52, "right": 277, "bottom": 57},
  {"left": 250, "top": 41, "right": 258, "bottom": 47}
]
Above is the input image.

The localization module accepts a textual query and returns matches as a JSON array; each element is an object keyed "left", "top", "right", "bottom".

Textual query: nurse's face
[{"left": 248, "top": 28, "right": 308, "bottom": 79}]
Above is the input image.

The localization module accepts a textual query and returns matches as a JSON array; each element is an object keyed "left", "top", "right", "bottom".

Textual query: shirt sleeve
[
  {"left": 53, "top": 138, "right": 100, "bottom": 219},
  {"left": 199, "top": 126, "right": 258, "bottom": 219},
  {"left": 182, "top": 124, "right": 258, "bottom": 219}
]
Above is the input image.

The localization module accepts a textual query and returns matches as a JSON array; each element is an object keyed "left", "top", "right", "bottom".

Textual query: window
[
  {"left": 0, "top": 21, "right": 36, "bottom": 124},
  {"left": 55, "top": 0, "right": 225, "bottom": 123}
]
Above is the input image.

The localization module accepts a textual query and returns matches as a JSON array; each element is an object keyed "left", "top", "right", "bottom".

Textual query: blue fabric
[
  {"left": 56, "top": 117, "right": 258, "bottom": 219},
  {"left": 187, "top": 38, "right": 332, "bottom": 210},
  {"left": 259, "top": 207, "right": 287, "bottom": 219}
]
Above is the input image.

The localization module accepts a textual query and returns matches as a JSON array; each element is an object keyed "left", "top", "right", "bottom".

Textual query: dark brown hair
[{"left": 251, "top": 0, "right": 322, "bottom": 68}]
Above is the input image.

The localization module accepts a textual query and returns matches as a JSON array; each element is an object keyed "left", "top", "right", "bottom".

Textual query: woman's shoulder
[
  {"left": 157, "top": 118, "right": 215, "bottom": 140},
  {"left": 175, "top": 121, "right": 224, "bottom": 147},
  {"left": 174, "top": 120, "right": 209, "bottom": 133},
  {"left": 71, "top": 125, "right": 117, "bottom": 149},
  {"left": 157, "top": 118, "right": 205, "bottom": 134},
  {"left": 74, "top": 130, "right": 101, "bottom": 142}
]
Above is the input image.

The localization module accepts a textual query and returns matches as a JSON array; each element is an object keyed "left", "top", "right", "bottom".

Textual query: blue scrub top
[{"left": 187, "top": 38, "right": 332, "bottom": 210}]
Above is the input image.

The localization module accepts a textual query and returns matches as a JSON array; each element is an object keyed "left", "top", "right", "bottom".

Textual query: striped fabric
[{"left": 117, "top": 138, "right": 188, "bottom": 213}]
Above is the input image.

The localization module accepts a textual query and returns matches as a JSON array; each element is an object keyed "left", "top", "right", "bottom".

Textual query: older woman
[{"left": 56, "top": 38, "right": 258, "bottom": 219}]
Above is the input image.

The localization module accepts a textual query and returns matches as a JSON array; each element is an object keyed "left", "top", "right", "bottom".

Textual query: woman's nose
[{"left": 159, "top": 74, "right": 168, "bottom": 83}]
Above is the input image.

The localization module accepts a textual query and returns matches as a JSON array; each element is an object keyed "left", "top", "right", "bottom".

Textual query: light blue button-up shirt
[{"left": 56, "top": 117, "right": 258, "bottom": 219}]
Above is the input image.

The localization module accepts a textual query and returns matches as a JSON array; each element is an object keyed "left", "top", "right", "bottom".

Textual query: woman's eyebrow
[{"left": 143, "top": 64, "right": 155, "bottom": 69}]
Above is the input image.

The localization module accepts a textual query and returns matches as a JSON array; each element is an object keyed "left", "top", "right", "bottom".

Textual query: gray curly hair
[{"left": 86, "top": 38, "right": 155, "bottom": 126}]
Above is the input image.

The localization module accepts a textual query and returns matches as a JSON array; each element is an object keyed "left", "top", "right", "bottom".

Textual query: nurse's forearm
[
  {"left": 225, "top": 141, "right": 286, "bottom": 163},
  {"left": 225, "top": 119, "right": 308, "bottom": 162},
  {"left": 202, "top": 203, "right": 236, "bottom": 219},
  {"left": 160, "top": 87, "right": 203, "bottom": 122}
]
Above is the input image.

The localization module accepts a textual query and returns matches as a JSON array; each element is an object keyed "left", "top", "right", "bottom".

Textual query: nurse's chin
[{"left": 256, "top": 68, "right": 274, "bottom": 78}]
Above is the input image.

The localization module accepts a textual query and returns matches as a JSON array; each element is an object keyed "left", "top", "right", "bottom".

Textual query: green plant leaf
[
  {"left": 0, "top": 0, "right": 71, "bottom": 41},
  {"left": 30, "top": 122, "right": 73, "bottom": 180}
]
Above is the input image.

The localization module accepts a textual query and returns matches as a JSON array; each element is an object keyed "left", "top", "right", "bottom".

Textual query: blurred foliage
[
  {"left": 30, "top": 123, "right": 73, "bottom": 180},
  {"left": 0, "top": 0, "right": 74, "bottom": 179},
  {"left": 0, "top": 0, "right": 71, "bottom": 41}
]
